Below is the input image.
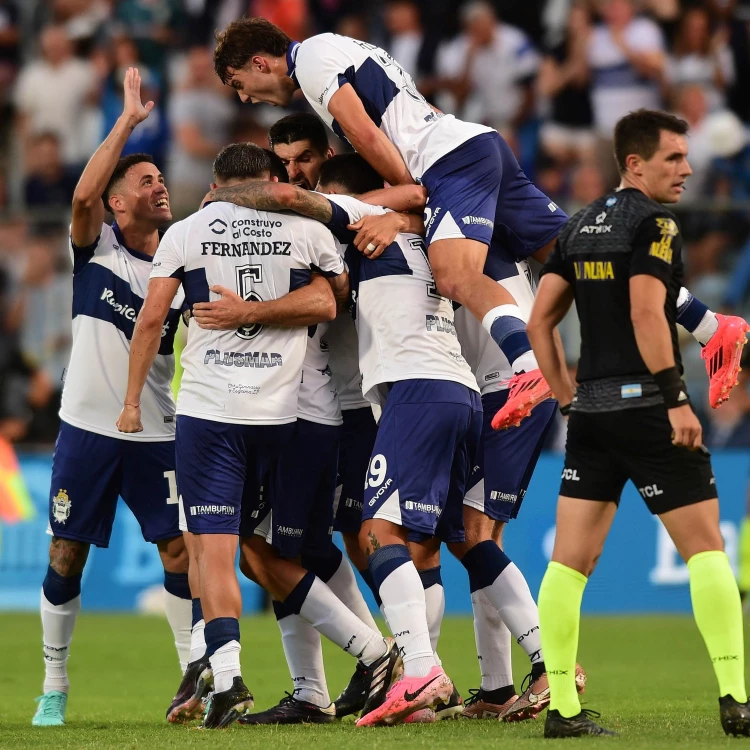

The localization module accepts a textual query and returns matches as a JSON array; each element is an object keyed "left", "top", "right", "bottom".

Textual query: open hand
[
  {"left": 122, "top": 67, "right": 154, "bottom": 125},
  {"left": 193, "top": 285, "right": 251, "bottom": 330}
]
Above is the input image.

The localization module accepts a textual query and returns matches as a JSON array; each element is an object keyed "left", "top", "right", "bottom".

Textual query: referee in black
[{"left": 527, "top": 109, "right": 750, "bottom": 739}]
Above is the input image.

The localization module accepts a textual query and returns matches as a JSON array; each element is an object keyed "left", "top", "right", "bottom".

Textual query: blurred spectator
[
  {"left": 0, "top": 0, "right": 19, "bottom": 97},
  {"left": 568, "top": 162, "right": 606, "bottom": 213},
  {"left": 216, "top": 0, "right": 310, "bottom": 42},
  {"left": 32, "top": 0, "right": 111, "bottom": 51},
  {"left": 98, "top": 37, "right": 169, "bottom": 166},
  {"left": 587, "top": 0, "right": 665, "bottom": 158},
  {"left": 14, "top": 25, "right": 97, "bottom": 168},
  {"left": 385, "top": 0, "right": 424, "bottom": 78},
  {"left": 538, "top": 5, "right": 595, "bottom": 167},
  {"left": 666, "top": 7, "right": 735, "bottom": 113},
  {"left": 335, "top": 14, "right": 371, "bottom": 41},
  {"left": 23, "top": 132, "right": 78, "bottom": 210},
  {"left": 436, "top": 1, "right": 539, "bottom": 137},
  {"left": 113, "top": 0, "right": 183, "bottom": 73},
  {"left": 167, "top": 46, "right": 235, "bottom": 218}
]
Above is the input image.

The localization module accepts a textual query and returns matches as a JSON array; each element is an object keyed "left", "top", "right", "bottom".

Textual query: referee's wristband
[
  {"left": 653, "top": 366, "right": 690, "bottom": 409},
  {"left": 559, "top": 403, "right": 572, "bottom": 417}
]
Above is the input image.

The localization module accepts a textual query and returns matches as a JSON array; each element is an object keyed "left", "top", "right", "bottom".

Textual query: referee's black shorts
[{"left": 560, "top": 405, "right": 717, "bottom": 515}]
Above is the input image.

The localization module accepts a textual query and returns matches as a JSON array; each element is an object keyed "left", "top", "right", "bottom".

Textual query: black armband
[
  {"left": 653, "top": 366, "right": 690, "bottom": 408},
  {"left": 559, "top": 403, "right": 572, "bottom": 417}
]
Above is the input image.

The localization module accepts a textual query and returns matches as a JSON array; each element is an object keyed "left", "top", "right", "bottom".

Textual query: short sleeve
[
  {"left": 304, "top": 221, "right": 346, "bottom": 278},
  {"left": 69, "top": 222, "right": 105, "bottom": 274},
  {"left": 150, "top": 222, "right": 187, "bottom": 280},
  {"left": 295, "top": 36, "right": 353, "bottom": 110},
  {"left": 539, "top": 239, "right": 570, "bottom": 282},
  {"left": 629, "top": 213, "right": 679, "bottom": 286},
  {"left": 324, "top": 194, "right": 388, "bottom": 236}
]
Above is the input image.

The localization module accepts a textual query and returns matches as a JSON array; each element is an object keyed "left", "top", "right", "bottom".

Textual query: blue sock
[
  {"left": 482, "top": 305, "right": 537, "bottom": 372},
  {"left": 360, "top": 568, "right": 383, "bottom": 607},
  {"left": 192, "top": 598, "right": 203, "bottom": 627},
  {"left": 282, "top": 571, "right": 316, "bottom": 615},
  {"left": 418, "top": 566, "right": 442, "bottom": 590},
  {"left": 676, "top": 289, "right": 709, "bottom": 332},
  {"left": 460, "top": 540, "right": 511, "bottom": 592},
  {"left": 164, "top": 571, "right": 191, "bottom": 600},
  {"left": 367, "top": 544, "right": 411, "bottom": 591},
  {"left": 204, "top": 617, "right": 240, "bottom": 658},
  {"left": 42, "top": 565, "right": 81, "bottom": 606}
]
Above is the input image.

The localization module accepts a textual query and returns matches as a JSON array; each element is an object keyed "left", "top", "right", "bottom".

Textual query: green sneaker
[{"left": 32, "top": 691, "right": 67, "bottom": 726}]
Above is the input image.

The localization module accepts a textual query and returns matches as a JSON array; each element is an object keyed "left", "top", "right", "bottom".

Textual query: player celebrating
[
  {"left": 529, "top": 109, "right": 750, "bottom": 738},
  {"left": 32, "top": 69, "right": 191, "bottom": 729}
]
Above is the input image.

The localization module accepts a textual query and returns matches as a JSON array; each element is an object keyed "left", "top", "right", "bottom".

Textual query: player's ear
[
  {"left": 209, "top": 183, "right": 217, "bottom": 190},
  {"left": 271, "top": 176, "right": 279, "bottom": 183},
  {"left": 325, "top": 147, "right": 335, "bottom": 159},
  {"left": 108, "top": 194, "right": 123, "bottom": 214},
  {"left": 625, "top": 153, "right": 642, "bottom": 176},
  {"left": 251, "top": 54, "right": 268, "bottom": 73}
]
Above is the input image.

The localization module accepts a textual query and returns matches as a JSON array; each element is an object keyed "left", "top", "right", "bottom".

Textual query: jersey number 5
[{"left": 235, "top": 264, "right": 264, "bottom": 340}]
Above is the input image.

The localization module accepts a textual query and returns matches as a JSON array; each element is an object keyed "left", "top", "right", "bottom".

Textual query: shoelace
[
  {"left": 279, "top": 691, "right": 301, "bottom": 706},
  {"left": 36, "top": 694, "right": 65, "bottom": 717},
  {"left": 519, "top": 671, "right": 534, "bottom": 694},
  {"left": 464, "top": 688, "right": 482, "bottom": 706},
  {"left": 579, "top": 708, "right": 602, "bottom": 720}
]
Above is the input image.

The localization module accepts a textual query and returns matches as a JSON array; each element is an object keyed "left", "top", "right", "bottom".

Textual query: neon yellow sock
[
  {"left": 738, "top": 518, "right": 750, "bottom": 594},
  {"left": 688, "top": 550, "right": 747, "bottom": 702},
  {"left": 538, "top": 561, "right": 587, "bottom": 718}
]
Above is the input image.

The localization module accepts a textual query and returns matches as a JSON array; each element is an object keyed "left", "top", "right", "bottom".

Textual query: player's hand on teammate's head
[
  {"left": 116, "top": 404, "right": 143, "bottom": 434},
  {"left": 667, "top": 404, "right": 703, "bottom": 451},
  {"left": 192, "top": 285, "right": 250, "bottom": 330},
  {"left": 122, "top": 67, "right": 154, "bottom": 125},
  {"left": 349, "top": 214, "right": 403, "bottom": 259}
]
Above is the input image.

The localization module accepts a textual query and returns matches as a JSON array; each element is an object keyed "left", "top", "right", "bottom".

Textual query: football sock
[
  {"left": 471, "top": 590, "right": 514, "bottom": 692},
  {"left": 419, "top": 566, "right": 444, "bottom": 664},
  {"left": 164, "top": 571, "right": 192, "bottom": 672},
  {"left": 305, "top": 547, "right": 380, "bottom": 632},
  {"left": 284, "top": 571, "right": 386, "bottom": 666},
  {"left": 740, "top": 518, "right": 750, "bottom": 596},
  {"left": 369, "top": 544, "right": 436, "bottom": 678},
  {"left": 359, "top": 569, "right": 383, "bottom": 607},
  {"left": 688, "top": 550, "right": 747, "bottom": 702},
  {"left": 40, "top": 566, "right": 81, "bottom": 694},
  {"left": 189, "top": 598, "right": 206, "bottom": 663},
  {"left": 538, "top": 562, "right": 586, "bottom": 718},
  {"left": 676, "top": 287, "right": 718, "bottom": 345},
  {"left": 205, "top": 617, "right": 241, "bottom": 693},
  {"left": 482, "top": 305, "right": 539, "bottom": 374},
  {"left": 461, "top": 541, "right": 542, "bottom": 665},
  {"left": 273, "top": 602, "right": 330, "bottom": 707}
]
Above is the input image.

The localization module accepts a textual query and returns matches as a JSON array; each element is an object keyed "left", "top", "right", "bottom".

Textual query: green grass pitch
[{"left": 1, "top": 612, "right": 748, "bottom": 748}]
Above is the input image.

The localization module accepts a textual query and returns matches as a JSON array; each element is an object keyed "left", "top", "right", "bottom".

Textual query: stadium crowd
[{"left": 1, "top": 0, "right": 750, "bottom": 446}]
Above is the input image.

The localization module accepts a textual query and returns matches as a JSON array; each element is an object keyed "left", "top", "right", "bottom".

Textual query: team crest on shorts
[{"left": 52, "top": 489, "right": 71, "bottom": 524}]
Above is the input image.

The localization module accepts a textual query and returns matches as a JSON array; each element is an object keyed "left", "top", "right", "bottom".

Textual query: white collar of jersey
[
  {"left": 111, "top": 221, "right": 159, "bottom": 263},
  {"left": 286, "top": 41, "right": 300, "bottom": 88}
]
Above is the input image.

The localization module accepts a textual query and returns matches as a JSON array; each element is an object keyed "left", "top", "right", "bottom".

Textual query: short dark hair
[
  {"left": 269, "top": 113, "right": 330, "bottom": 157},
  {"left": 263, "top": 148, "right": 289, "bottom": 182},
  {"left": 213, "top": 143, "right": 271, "bottom": 182},
  {"left": 104, "top": 153, "right": 155, "bottom": 204},
  {"left": 318, "top": 154, "right": 385, "bottom": 195},
  {"left": 613, "top": 109, "right": 689, "bottom": 174},
  {"left": 214, "top": 17, "right": 291, "bottom": 85}
]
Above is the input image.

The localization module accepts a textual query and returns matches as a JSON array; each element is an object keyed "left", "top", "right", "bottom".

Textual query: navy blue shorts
[
  {"left": 334, "top": 406, "right": 378, "bottom": 534},
  {"left": 243, "top": 419, "right": 340, "bottom": 557},
  {"left": 48, "top": 421, "right": 179, "bottom": 548},
  {"left": 465, "top": 391, "right": 557, "bottom": 522},
  {"left": 421, "top": 132, "right": 568, "bottom": 259},
  {"left": 362, "top": 379, "right": 482, "bottom": 542},
  {"left": 175, "top": 415, "right": 293, "bottom": 535}
]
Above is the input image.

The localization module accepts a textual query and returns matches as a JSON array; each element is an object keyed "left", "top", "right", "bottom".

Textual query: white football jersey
[
  {"left": 325, "top": 194, "right": 478, "bottom": 407},
  {"left": 291, "top": 34, "right": 492, "bottom": 179},
  {"left": 61, "top": 222, "right": 184, "bottom": 441},
  {"left": 150, "top": 201, "right": 345, "bottom": 425},
  {"left": 299, "top": 321, "right": 342, "bottom": 426},
  {"left": 326, "top": 312, "right": 369, "bottom": 411},
  {"left": 454, "top": 254, "right": 537, "bottom": 395}
]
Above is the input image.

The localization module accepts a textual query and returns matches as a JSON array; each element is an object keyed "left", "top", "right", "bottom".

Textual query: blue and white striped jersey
[{"left": 61, "top": 222, "right": 184, "bottom": 441}]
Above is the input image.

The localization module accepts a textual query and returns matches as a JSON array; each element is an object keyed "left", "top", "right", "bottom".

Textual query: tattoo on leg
[
  {"left": 366, "top": 531, "right": 381, "bottom": 557},
  {"left": 50, "top": 537, "right": 90, "bottom": 577}
]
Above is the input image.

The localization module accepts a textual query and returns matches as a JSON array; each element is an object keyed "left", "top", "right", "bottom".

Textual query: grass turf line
[{"left": 0, "top": 613, "right": 748, "bottom": 748}]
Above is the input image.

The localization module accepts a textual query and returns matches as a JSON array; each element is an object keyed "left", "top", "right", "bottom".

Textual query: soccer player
[
  {"left": 202, "top": 154, "right": 483, "bottom": 725},
  {"left": 212, "top": 16, "right": 566, "bottom": 428},
  {"left": 268, "top": 112, "right": 334, "bottom": 189},
  {"left": 118, "top": 143, "right": 400, "bottom": 729},
  {"left": 529, "top": 109, "right": 750, "bottom": 738},
  {"left": 32, "top": 69, "right": 191, "bottom": 728}
]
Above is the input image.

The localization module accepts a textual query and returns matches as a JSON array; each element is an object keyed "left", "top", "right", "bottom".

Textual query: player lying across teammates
[{"left": 30, "top": 13, "right": 750, "bottom": 738}]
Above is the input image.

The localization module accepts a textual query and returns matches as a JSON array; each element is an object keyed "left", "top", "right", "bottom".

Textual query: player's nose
[{"left": 238, "top": 92, "right": 250, "bottom": 103}]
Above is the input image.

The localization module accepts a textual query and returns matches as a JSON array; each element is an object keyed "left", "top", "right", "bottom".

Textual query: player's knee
[
  {"left": 49, "top": 536, "right": 90, "bottom": 577},
  {"left": 157, "top": 535, "right": 189, "bottom": 573}
]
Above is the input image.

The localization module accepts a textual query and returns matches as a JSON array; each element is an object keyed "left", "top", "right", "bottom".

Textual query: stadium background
[{"left": 1, "top": 0, "right": 750, "bottom": 616}]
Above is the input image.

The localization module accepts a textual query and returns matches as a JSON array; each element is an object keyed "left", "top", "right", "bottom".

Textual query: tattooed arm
[{"left": 206, "top": 182, "right": 334, "bottom": 224}]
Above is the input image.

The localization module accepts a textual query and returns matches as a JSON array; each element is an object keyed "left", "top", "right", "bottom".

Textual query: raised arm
[
  {"left": 328, "top": 85, "right": 415, "bottom": 187},
  {"left": 117, "top": 277, "right": 181, "bottom": 434},
  {"left": 71, "top": 67, "right": 154, "bottom": 248},
  {"left": 360, "top": 185, "right": 427, "bottom": 213}
]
